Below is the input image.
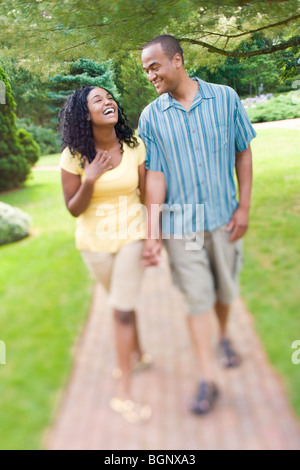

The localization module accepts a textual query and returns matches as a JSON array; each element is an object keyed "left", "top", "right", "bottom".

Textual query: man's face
[{"left": 142, "top": 43, "right": 180, "bottom": 95}]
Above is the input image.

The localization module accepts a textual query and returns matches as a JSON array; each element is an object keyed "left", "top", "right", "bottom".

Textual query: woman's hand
[{"left": 84, "top": 150, "right": 113, "bottom": 184}]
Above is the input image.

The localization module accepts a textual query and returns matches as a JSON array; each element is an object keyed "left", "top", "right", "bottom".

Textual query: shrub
[
  {"left": 0, "top": 202, "right": 31, "bottom": 245},
  {"left": 246, "top": 91, "right": 300, "bottom": 123},
  {"left": 0, "top": 67, "right": 40, "bottom": 192},
  {"left": 17, "top": 127, "right": 41, "bottom": 166},
  {"left": 17, "top": 119, "right": 61, "bottom": 156}
]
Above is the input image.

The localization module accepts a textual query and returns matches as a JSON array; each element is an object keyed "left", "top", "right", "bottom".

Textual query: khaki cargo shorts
[
  {"left": 81, "top": 240, "right": 144, "bottom": 311},
  {"left": 164, "top": 225, "right": 243, "bottom": 315}
]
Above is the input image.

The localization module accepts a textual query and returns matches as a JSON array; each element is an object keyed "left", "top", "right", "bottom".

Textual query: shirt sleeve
[
  {"left": 234, "top": 92, "right": 257, "bottom": 153},
  {"left": 138, "top": 114, "right": 163, "bottom": 172},
  {"left": 59, "top": 147, "right": 84, "bottom": 176}
]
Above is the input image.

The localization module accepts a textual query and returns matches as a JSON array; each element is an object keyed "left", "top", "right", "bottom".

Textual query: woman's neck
[{"left": 92, "top": 125, "right": 119, "bottom": 151}]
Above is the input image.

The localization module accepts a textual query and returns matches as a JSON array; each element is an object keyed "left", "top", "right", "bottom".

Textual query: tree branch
[
  {"left": 195, "top": 13, "right": 300, "bottom": 39},
  {"left": 180, "top": 35, "right": 300, "bottom": 57}
]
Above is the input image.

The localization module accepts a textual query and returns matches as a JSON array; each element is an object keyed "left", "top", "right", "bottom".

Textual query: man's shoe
[{"left": 190, "top": 381, "right": 219, "bottom": 415}]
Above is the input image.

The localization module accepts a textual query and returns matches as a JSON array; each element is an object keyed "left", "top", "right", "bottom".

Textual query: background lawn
[
  {"left": 0, "top": 170, "right": 93, "bottom": 450},
  {"left": 241, "top": 127, "right": 300, "bottom": 417},
  {"left": 0, "top": 127, "right": 299, "bottom": 449}
]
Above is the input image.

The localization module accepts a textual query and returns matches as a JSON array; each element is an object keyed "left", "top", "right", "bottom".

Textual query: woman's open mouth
[{"left": 103, "top": 107, "right": 116, "bottom": 116}]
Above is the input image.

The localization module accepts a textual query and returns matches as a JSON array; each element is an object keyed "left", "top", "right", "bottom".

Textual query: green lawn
[
  {"left": 241, "top": 128, "right": 300, "bottom": 417},
  {"left": 0, "top": 127, "right": 299, "bottom": 449},
  {"left": 0, "top": 170, "right": 93, "bottom": 450}
]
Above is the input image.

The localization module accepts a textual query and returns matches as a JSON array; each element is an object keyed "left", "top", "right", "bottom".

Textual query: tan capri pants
[
  {"left": 164, "top": 225, "right": 243, "bottom": 316},
  {"left": 81, "top": 240, "right": 144, "bottom": 311}
]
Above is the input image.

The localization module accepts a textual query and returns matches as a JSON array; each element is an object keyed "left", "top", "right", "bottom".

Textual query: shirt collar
[{"left": 161, "top": 77, "right": 215, "bottom": 112}]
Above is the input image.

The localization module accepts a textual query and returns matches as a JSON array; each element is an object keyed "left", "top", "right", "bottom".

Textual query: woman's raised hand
[{"left": 84, "top": 150, "right": 113, "bottom": 184}]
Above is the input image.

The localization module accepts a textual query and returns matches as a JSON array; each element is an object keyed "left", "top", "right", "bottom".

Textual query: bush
[
  {"left": 17, "top": 119, "right": 61, "bottom": 155},
  {"left": 0, "top": 67, "right": 40, "bottom": 192},
  {"left": 0, "top": 202, "right": 31, "bottom": 245},
  {"left": 17, "top": 127, "right": 41, "bottom": 166},
  {"left": 246, "top": 91, "right": 300, "bottom": 123}
]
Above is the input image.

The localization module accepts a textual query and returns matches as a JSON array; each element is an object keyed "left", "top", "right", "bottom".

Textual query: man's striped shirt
[{"left": 138, "top": 78, "right": 256, "bottom": 234}]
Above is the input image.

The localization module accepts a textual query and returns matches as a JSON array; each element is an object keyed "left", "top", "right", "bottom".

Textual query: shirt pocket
[{"left": 207, "top": 123, "right": 228, "bottom": 153}]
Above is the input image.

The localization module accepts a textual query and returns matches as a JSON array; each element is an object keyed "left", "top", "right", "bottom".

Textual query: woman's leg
[{"left": 113, "top": 309, "right": 138, "bottom": 399}]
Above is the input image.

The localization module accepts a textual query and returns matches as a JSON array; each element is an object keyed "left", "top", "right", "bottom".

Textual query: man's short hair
[{"left": 143, "top": 35, "right": 184, "bottom": 64}]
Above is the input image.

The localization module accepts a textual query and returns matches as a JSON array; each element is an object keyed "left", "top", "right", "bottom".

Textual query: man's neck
[{"left": 169, "top": 74, "right": 199, "bottom": 112}]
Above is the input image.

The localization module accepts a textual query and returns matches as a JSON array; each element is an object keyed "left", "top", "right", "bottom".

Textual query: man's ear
[{"left": 173, "top": 53, "right": 183, "bottom": 68}]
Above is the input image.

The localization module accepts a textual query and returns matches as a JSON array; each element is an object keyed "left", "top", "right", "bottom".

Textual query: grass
[
  {"left": 0, "top": 127, "right": 299, "bottom": 448},
  {"left": 241, "top": 128, "right": 300, "bottom": 417},
  {"left": 0, "top": 170, "right": 93, "bottom": 450}
]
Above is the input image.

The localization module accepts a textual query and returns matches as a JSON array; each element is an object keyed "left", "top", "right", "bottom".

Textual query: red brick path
[{"left": 45, "top": 251, "right": 300, "bottom": 450}]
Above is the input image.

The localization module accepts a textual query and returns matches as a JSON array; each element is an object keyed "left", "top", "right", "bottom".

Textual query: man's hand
[
  {"left": 227, "top": 205, "right": 250, "bottom": 242},
  {"left": 142, "top": 238, "right": 162, "bottom": 267}
]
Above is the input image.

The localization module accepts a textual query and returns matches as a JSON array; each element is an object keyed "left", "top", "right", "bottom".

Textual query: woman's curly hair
[{"left": 58, "top": 86, "right": 139, "bottom": 165}]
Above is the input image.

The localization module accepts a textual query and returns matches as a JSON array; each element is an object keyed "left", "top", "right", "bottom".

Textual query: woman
[{"left": 58, "top": 86, "right": 151, "bottom": 423}]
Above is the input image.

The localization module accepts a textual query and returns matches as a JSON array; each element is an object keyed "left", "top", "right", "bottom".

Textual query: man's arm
[
  {"left": 142, "top": 170, "right": 167, "bottom": 266},
  {"left": 227, "top": 144, "right": 253, "bottom": 242}
]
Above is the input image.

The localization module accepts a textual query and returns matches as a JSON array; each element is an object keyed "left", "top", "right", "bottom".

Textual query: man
[{"left": 138, "top": 35, "right": 256, "bottom": 414}]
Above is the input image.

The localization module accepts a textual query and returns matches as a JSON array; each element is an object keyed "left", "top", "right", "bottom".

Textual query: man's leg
[
  {"left": 215, "top": 300, "right": 230, "bottom": 340},
  {"left": 186, "top": 309, "right": 219, "bottom": 415},
  {"left": 215, "top": 301, "right": 241, "bottom": 367},
  {"left": 186, "top": 308, "right": 216, "bottom": 381}
]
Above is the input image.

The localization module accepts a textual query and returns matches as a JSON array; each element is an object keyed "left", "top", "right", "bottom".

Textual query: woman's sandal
[
  {"left": 109, "top": 397, "right": 152, "bottom": 424},
  {"left": 190, "top": 381, "right": 219, "bottom": 415},
  {"left": 218, "top": 339, "right": 241, "bottom": 368},
  {"left": 112, "top": 353, "right": 153, "bottom": 379}
]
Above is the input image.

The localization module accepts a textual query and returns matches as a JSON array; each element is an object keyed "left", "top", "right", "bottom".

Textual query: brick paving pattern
[{"left": 46, "top": 251, "right": 300, "bottom": 450}]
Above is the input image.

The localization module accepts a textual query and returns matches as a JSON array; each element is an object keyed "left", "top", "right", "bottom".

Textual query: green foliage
[
  {"left": 17, "top": 127, "right": 41, "bottom": 166},
  {"left": 0, "top": 55, "right": 53, "bottom": 126},
  {"left": 191, "top": 33, "right": 300, "bottom": 97},
  {"left": 48, "top": 58, "right": 120, "bottom": 120},
  {"left": 0, "top": 0, "right": 299, "bottom": 69},
  {"left": 114, "top": 54, "right": 157, "bottom": 128},
  {"left": 0, "top": 67, "right": 40, "bottom": 192},
  {"left": 0, "top": 202, "right": 31, "bottom": 245},
  {"left": 246, "top": 91, "right": 300, "bottom": 123},
  {"left": 17, "top": 118, "right": 61, "bottom": 156}
]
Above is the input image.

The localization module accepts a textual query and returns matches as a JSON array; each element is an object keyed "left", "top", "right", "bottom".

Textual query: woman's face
[{"left": 86, "top": 87, "right": 118, "bottom": 126}]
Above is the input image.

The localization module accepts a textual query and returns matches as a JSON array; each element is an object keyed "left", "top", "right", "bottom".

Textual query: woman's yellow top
[{"left": 60, "top": 139, "right": 146, "bottom": 253}]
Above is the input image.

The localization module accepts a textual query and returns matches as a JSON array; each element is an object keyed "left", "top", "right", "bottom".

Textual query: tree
[
  {"left": 48, "top": 58, "right": 120, "bottom": 124},
  {"left": 0, "top": 67, "right": 40, "bottom": 192},
  {"left": 0, "top": 0, "right": 299, "bottom": 71},
  {"left": 114, "top": 54, "right": 157, "bottom": 128}
]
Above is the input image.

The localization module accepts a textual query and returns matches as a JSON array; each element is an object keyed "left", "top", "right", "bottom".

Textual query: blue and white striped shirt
[{"left": 138, "top": 78, "right": 256, "bottom": 234}]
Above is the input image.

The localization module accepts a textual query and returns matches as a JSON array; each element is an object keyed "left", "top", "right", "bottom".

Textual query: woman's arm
[
  {"left": 138, "top": 162, "right": 146, "bottom": 204},
  {"left": 61, "top": 150, "right": 113, "bottom": 217}
]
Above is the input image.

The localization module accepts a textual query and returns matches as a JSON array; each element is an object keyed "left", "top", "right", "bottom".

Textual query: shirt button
[
  {"left": 198, "top": 163, "right": 202, "bottom": 167},
  {"left": 195, "top": 146, "right": 199, "bottom": 150},
  {"left": 192, "top": 130, "right": 195, "bottom": 133}
]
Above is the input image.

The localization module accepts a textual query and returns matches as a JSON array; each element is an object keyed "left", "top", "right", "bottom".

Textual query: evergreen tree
[
  {"left": 0, "top": 67, "right": 40, "bottom": 192},
  {"left": 48, "top": 58, "right": 120, "bottom": 125}
]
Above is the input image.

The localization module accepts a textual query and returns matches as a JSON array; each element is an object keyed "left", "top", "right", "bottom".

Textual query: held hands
[
  {"left": 84, "top": 150, "right": 113, "bottom": 184},
  {"left": 142, "top": 238, "right": 162, "bottom": 267},
  {"left": 227, "top": 205, "right": 250, "bottom": 242}
]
